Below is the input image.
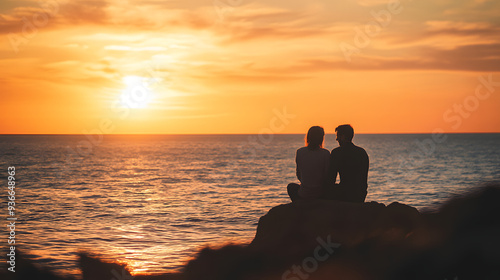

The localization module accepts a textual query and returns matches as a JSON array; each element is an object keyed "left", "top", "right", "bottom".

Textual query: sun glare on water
[{"left": 120, "top": 76, "right": 155, "bottom": 109}]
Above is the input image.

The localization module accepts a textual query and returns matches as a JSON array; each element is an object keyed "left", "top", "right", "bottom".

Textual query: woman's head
[{"left": 305, "top": 126, "right": 325, "bottom": 150}]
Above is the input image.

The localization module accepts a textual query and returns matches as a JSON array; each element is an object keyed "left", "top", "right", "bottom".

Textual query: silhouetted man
[{"left": 326, "top": 124, "right": 369, "bottom": 203}]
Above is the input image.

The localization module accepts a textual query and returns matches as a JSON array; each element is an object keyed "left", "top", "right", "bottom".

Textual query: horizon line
[{"left": 1, "top": 132, "right": 500, "bottom": 136}]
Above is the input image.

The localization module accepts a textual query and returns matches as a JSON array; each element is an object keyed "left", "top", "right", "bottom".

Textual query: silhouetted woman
[{"left": 287, "top": 126, "right": 330, "bottom": 202}]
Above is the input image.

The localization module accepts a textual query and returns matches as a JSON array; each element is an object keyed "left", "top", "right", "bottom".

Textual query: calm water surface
[{"left": 0, "top": 134, "right": 499, "bottom": 277}]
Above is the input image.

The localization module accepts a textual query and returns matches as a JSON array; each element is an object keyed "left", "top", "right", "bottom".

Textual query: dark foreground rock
[{"left": 2, "top": 183, "right": 500, "bottom": 280}]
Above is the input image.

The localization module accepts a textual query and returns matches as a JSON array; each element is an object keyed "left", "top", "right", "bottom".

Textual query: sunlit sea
[{"left": 1, "top": 134, "right": 499, "bottom": 277}]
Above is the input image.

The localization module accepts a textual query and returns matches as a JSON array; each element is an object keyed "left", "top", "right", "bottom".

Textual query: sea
[{"left": 1, "top": 133, "right": 499, "bottom": 277}]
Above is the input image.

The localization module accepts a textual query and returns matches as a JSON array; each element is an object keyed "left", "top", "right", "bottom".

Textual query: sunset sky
[{"left": 1, "top": 0, "right": 499, "bottom": 134}]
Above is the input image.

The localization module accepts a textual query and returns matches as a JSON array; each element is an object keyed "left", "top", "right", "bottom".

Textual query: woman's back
[{"left": 296, "top": 147, "right": 330, "bottom": 199}]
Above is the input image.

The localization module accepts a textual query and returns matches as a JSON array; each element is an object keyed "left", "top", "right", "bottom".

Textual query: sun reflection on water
[{"left": 2, "top": 134, "right": 499, "bottom": 278}]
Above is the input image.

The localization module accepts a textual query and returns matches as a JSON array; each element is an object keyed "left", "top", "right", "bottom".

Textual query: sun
[{"left": 119, "top": 76, "right": 155, "bottom": 109}]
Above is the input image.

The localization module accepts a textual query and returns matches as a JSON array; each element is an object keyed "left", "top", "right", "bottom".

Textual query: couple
[{"left": 287, "top": 125, "right": 369, "bottom": 203}]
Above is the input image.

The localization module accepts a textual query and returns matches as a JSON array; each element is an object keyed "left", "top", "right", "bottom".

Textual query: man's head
[{"left": 335, "top": 124, "right": 354, "bottom": 146}]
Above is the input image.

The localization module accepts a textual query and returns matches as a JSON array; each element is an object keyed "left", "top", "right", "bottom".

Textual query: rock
[
  {"left": 0, "top": 251, "right": 75, "bottom": 280},
  {"left": 79, "top": 252, "right": 133, "bottom": 280},
  {"left": 250, "top": 200, "right": 420, "bottom": 256},
  {"left": 4, "top": 183, "right": 500, "bottom": 280},
  {"left": 389, "top": 183, "right": 500, "bottom": 280}
]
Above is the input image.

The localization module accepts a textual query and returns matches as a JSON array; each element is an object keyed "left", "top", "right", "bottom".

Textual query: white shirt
[{"left": 295, "top": 146, "right": 330, "bottom": 199}]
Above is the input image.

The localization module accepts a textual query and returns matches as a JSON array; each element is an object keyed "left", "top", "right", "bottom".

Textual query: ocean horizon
[{"left": 1, "top": 133, "right": 499, "bottom": 277}]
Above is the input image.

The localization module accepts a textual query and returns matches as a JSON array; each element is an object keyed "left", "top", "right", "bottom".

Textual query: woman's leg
[{"left": 287, "top": 183, "right": 301, "bottom": 202}]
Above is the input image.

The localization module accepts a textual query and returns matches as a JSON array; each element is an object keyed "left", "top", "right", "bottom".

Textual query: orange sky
[{"left": 1, "top": 0, "right": 499, "bottom": 134}]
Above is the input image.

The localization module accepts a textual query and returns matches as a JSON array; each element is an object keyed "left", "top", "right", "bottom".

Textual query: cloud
[
  {"left": 2, "top": 0, "right": 500, "bottom": 76},
  {"left": 0, "top": 0, "right": 215, "bottom": 35},
  {"left": 192, "top": 71, "right": 309, "bottom": 84},
  {"left": 59, "top": 0, "right": 109, "bottom": 25},
  {"left": 212, "top": 6, "right": 333, "bottom": 43},
  {"left": 248, "top": 43, "right": 500, "bottom": 73},
  {"left": 386, "top": 21, "right": 500, "bottom": 47},
  {"left": 355, "top": 0, "right": 395, "bottom": 7},
  {"left": 220, "top": 25, "right": 326, "bottom": 43},
  {"left": 0, "top": 0, "right": 109, "bottom": 34},
  {"left": 104, "top": 45, "right": 168, "bottom": 51}
]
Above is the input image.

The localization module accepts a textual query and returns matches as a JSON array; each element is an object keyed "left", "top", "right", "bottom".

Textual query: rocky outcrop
[
  {"left": 182, "top": 199, "right": 422, "bottom": 280},
  {"left": 3, "top": 183, "right": 500, "bottom": 280}
]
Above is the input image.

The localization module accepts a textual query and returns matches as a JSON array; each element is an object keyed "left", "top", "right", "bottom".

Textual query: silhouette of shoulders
[
  {"left": 297, "top": 146, "right": 330, "bottom": 155},
  {"left": 330, "top": 142, "right": 369, "bottom": 189},
  {"left": 331, "top": 143, "right": 368, "bottom": 158}
]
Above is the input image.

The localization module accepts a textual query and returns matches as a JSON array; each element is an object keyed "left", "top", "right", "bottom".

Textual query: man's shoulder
[
  {"left": 353, "top": 144, "right": 367, "bottom": 152},
  {"left": 331, "top": 143, "right": 368, "bottom": 155},
  {"left": 352, "top": 144, "right": 369, "bottom": 159},
  {"left": 329, "top": 146, "right": 338, "bottom": 158},
  {"left": 331, "top": 146, "right": 342, "bottom": 153}
]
